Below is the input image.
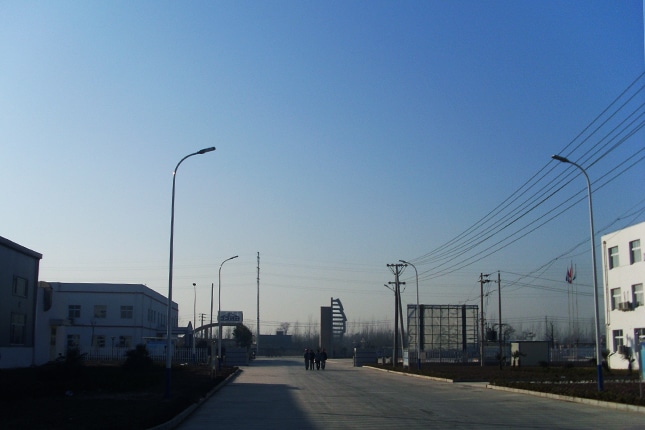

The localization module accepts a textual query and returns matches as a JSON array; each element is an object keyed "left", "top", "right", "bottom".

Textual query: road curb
[
  {"left": 364, "top": 365, "right": 645, "bottom": 414},
  {"left": 486, "top": 384, "right": 645, "bottom": 414},
  {"left": 148, "top": 368, "right": 242, "bottom": 430},
  {"left": 363, "top": 365, "right": 455, "bottom": 383}
]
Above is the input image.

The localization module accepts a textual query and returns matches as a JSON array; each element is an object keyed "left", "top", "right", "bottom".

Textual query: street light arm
[
  {"left": 174, "top": 147, "right": 217, "bottom": 173},
  {"left": 220, "top": 255, "right": 239, "bottom": 269}
]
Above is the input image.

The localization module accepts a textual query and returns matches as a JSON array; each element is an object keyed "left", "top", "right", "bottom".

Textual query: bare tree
[{"left": 279, "top": 322, "right": 290, "bottom": 335}]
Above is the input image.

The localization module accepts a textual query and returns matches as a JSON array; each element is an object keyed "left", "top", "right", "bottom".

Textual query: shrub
[{"left": 123, "top": 344, "right": 153, "bottom": 371}]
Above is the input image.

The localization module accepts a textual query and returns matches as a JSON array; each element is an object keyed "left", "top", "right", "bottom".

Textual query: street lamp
[
  {"left": 165, "top": 146, "right": 216, "bottom": 399},
  {"left": 551, "top": 154, "right": 603, "bottom": 391},
  {"left": 193, "top": 283, "right": 197, "bottom": 363},
  {"left": 399, "top": 260, "right": 421, "bottom": 370},
  {"left": 217, "top": 255, "right": 238, "bottom": 371}
]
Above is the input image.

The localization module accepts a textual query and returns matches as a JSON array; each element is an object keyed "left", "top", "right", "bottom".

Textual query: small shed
[{"left": 510, "top": 341, "right": 549, "bottom": 366}]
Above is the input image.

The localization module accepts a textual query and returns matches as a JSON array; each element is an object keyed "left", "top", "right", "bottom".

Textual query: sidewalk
[{"left": 175, "top": 357, "right": 326, "bottom": 430}]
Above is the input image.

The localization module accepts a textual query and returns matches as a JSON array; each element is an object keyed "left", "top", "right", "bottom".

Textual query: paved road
[{"left": 179, "top": 357, "right": 644, "bottom": 430}]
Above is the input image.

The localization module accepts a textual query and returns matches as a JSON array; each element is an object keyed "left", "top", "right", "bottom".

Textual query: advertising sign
[
  {"left": 218, "top": 311, "right": 243, "bottom": 326},
  {"left": 640, "top": 343, "right": 645, "bottom": 380}
]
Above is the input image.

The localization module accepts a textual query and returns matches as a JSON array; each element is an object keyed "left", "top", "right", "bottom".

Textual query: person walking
[
  {"left": 315, "top": 349, "right": 321, "bottom": 370},
  {"left": 309, "top": 349, "right": 315, "bottom": 370},
  {"left": 304, "top": 348, "right": 310, "bottom": 370},
  {"left": 320, "top": 348, "right": 328, "bottom": 370}
]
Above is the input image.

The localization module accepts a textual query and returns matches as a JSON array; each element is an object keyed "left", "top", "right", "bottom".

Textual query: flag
[{"left": 566, "top": 263, "right": 576, "bottom": 284}]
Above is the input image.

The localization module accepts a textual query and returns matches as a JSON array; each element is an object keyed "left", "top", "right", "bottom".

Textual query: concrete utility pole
[
  {"left": 480, "top": 273, "right": 490, "bottom": 367},
  {"left": 497, "top": 271, "right": 502, "bottom": 369},
  {"left": 388, "top": 263, "right": 406, "bottom": 367},
  {"left": 256, "top": 251, "right": 260, "bottom": 356}
]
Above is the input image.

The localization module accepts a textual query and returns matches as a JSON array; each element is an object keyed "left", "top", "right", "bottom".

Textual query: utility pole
[
  {"left": 388, "top": 263, "right": 406, "bottom": 367},
  {"left": 497, "top": 271, "right": 502, "bottom": 369},
  {"left": 480, "top": 273, "right": 490, "bottom": 367},
  {"left": 257, "top": 251, "right": 260, "bottom": 357}
]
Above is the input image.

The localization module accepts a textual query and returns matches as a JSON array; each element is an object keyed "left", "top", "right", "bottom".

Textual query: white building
[
  {"left": 0, "top": 236, "right": 42, "bottom": 368},
  {"left": 36, "top": 282, "right": 179, "bottom": 363},
  {"left": 602, "top": 221, "right": 644, "bottom": 370}
]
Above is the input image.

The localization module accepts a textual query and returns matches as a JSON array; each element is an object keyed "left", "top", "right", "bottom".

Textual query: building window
[
  {"left": 12, "top": 276, "right": 28, "bottom": 298},
  {"left": 118, "top": 336, "right": 132, "bottom": 348},
  {"left": 94, "top": 305, "right": 107, "bottom": 318},
  {"left": 612, "top": 330, "right": 624, "bottom": 352},
  {"left": 68, "top": 305, "right": 81, "bottom": 319},
  {"left": 10, "top": 313, "right": 26, "bottom": 345},
  {"left": 630, "top": 239, "right": 641, "bottom": 264},
  {"left": 611, "top": 288, "right": 621, "bottom": 310},
  {"left": 120, "top": 305, "right": 133, "bottom": 319},
  {"left": 608, "top": 246, "right": 619, "bottom": 269},
  {"left": 633, "top": 284, "right": 644, "bottom": 308},
  {"left": 67, "top": 334, "right": 80, "bottom": 350},
  {"left": 92, "top": 335, "right": 106, "bottom": 348},
  {"left": 635, "top": 328, "right": 645, "bottom": 347}
]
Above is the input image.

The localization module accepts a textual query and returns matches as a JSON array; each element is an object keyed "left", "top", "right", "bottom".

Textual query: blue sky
[{"left": 2, "top": 1, "right": 644, "bottom": 338}]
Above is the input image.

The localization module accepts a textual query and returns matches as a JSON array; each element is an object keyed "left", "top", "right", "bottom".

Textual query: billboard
[{"left": 218, "top": 311, "right": 243, "bottom": 326}]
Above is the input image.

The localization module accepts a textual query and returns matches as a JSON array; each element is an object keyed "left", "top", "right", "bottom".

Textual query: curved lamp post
[
  {"left": 399, "top": 260, "right": 421, "bottom": 370},
  {"left": 551, "top": 154, "right": 603, "bottom": 391},
  {"left": 165, "top": 146, "right": 216, "bottom": 399},
  {"left": 217, "top": 255, "right": 238, "bottom": 371}
]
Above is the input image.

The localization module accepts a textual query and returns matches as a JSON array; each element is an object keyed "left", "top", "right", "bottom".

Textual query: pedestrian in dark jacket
[
  {"left": 315, "top": 349, "right": 321, "bottom": 370},
  {"left": 309, "top": 349, "right": 315, "bottom": 370},
  {"left": 304, "top": 349, "right": 310, "bottom": 370},
  {"left": 320, "top": 348, "right": 328, "bottom": 370}
]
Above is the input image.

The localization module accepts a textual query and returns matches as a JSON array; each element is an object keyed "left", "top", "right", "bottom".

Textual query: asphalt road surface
[{"left": 178, "top": 357, "right": 645, "bottom": 430}]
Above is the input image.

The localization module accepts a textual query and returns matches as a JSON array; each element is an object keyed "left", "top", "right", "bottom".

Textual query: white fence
[
  {"left": 69, "top": 346, "right": 252, "bottom": 366},
  {"left": 353, "top": 346, "right": 598, "bottom": 367},
  {"left": 71, "top": 347, "right": 211, "bottom": 364}
]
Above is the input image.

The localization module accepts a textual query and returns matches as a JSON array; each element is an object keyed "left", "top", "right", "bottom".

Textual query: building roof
[
  {"left": 0, "top": 235, "right": 42, "bottom": 259},
  {"left": 43, "top": 282, "right": 177, "bottom": 308}
]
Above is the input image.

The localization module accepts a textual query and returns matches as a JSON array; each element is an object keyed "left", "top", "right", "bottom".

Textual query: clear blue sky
[{"left": 2, "top": 1, "right": 644, "bottom": 338}]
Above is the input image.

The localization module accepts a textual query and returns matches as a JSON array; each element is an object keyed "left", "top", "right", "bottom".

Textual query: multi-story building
[
  {"left": 0, "top": 236, "right": 42, "bottom": 368},
  {"left": 36, "top": 282, "right": 179, "bottom": 362},
  {"left": 602, "top": 221, "right": 644, "bottom": 370}
]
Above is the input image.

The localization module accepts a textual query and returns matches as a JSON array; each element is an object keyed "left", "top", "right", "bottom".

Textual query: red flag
[{"left": 566, "top": 263, "right": 576, "bottom": 284}]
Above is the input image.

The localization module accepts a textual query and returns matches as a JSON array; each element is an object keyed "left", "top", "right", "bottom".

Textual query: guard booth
[{"left": 510, "top": 341, "right": 550, "bottom": 366}]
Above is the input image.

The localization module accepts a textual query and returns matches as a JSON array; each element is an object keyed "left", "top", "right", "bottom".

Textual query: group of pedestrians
[{"left": 304, "top": 348, "right": 327, "bottom": 370}]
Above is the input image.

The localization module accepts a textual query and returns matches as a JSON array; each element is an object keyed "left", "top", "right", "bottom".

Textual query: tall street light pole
[
  {"left": 399, "top": 260, "right": 421, "bottom": 370},
  {"left": 552, "top": 154, "right": 603, "bottom": 391},
  {"left": 218, "top": 255, "right": 238, "bottom": 371},
  {"left": 165, "top": 146, "right": 216, "bottom": 399}
]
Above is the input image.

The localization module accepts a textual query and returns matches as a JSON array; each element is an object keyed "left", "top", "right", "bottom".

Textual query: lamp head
[
  {"left": 551, "top": 154, "right": 570, "bottom": 163},
  {"left": 198, "top": 147, "right": 216, "bottom": 154}
]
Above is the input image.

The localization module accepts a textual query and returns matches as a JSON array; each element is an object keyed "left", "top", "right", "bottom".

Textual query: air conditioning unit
[{"left": 618, "top": 302, "right": 632, "bottom": 311}]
